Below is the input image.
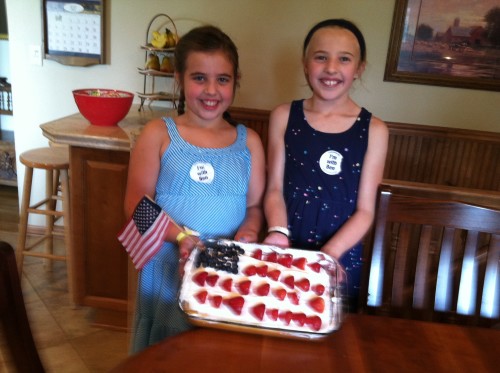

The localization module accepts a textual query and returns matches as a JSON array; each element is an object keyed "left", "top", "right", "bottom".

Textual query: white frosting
[{"left": 179, "top": 241, "right": 342, "bottom": 335}]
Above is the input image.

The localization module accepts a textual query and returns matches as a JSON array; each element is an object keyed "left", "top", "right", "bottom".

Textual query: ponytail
[{"left": 177, "top": 89, "right": 185, "bottom": 115}]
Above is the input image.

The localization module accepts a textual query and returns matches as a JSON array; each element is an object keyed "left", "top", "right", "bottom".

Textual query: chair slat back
[{"left": 360, "top": 183, "right": 500, "bottom": 327}]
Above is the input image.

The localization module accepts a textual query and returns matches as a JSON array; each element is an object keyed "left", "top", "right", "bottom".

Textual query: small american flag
[{"left": 117, "top": 196, "right": 171, "bottom": 270}]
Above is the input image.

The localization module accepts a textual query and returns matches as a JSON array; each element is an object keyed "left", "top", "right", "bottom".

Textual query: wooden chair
[
  {"left": 0, "top": 241, "right": 45, "bottom": 372},
  {"left": 359, "top": 182, "right": 500, "bottom": 327}
]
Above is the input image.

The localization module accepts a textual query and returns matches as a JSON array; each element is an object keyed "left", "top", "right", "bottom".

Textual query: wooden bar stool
[{"left": 16, "top": 146, "right": 74, "bottom": 304}]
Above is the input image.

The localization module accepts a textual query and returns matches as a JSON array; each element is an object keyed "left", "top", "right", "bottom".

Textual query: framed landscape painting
[{"left": 384, "top": 0, "right": 500, "bottom": 91}]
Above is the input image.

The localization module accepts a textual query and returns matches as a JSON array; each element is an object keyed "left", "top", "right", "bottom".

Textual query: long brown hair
[{"left": 174, "top": 25, "right": 240, "bottom": 125}]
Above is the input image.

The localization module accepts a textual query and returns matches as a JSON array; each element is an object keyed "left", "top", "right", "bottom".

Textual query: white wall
[{"left": 5, "top": 0, "right": 500, "bottom": 220}]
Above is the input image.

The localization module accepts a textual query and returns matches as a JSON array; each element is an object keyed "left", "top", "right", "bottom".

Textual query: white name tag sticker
[
  {"left": 190, "top": 162, "right": 215, "bottom": 183},
  {"left": 319, "top": 150, "right": 343, "bottom": 175}
]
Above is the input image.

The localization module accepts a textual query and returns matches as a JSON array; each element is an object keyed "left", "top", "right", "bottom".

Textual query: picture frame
[
  {"left": 384, "top": 0, "right": 500, "bottom": 92},
  {"left": 0, "top": 0, "right": 7, "bottom": 40},
  {"left": 42, "top": 0, "right": 105, "bottom": 66}
]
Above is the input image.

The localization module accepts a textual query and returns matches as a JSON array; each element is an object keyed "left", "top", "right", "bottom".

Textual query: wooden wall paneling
[
  {"left": 228, "top": 107, "right": 500, "bottom": 192},
  {"left": 229, "top": 107, "right": 270, "bottom": 152},
  {"left": 384, "top": 123, "right": 500, "bottom": 191}
]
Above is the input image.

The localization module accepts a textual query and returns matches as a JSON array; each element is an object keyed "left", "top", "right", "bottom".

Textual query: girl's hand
[
  {"left": 263, "top": 232, "right": 290, "bottom": 248},
  {"left": 320, "top": 248, "right": 346, "bottom": 284},
  {"left": 234, "top": 228, "right": 259, "bottom": 243},
  {"left": 177, "top": 235, "right": 200, "bottom": 277}
]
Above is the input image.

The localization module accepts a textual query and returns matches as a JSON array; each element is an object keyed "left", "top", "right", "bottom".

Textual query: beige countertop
[{"left": 40, "top": 104, "right": 174, "bottom": 151}]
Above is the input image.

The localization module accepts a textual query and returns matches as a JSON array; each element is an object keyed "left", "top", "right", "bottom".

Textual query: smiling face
[
  {"left": 303, "top": 26, "right": 365, "bottom": 102},
  {"left": 177, "top": 50, "right": 236, "bottom": 123}
]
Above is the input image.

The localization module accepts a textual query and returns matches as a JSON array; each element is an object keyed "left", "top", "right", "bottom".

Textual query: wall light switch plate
[{"left": 29, "top": 45, "right": 43, "bottom": 66}]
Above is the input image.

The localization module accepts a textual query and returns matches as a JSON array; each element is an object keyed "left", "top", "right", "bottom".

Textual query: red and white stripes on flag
[{"left": 117, "top": 196, "right": 171, "bottom": 270}]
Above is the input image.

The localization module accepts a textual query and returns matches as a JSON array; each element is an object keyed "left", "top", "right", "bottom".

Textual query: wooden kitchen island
[{"left": 41, "top": 105, "right": 172, "bottom": 330}]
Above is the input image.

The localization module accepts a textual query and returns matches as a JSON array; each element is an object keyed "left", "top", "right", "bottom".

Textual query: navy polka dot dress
[{"left": 284, "top": 100, "right": 371, "bottom": 310}]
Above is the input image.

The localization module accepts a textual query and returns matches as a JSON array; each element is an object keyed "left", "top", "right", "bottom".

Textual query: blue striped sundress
[{"left": 130, "top": 117, "right": 251, "bottom": 353}]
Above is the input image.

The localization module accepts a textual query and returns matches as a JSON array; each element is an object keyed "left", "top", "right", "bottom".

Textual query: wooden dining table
[{"left": 111, "top": 313, "right": 499, "bottom": 372}]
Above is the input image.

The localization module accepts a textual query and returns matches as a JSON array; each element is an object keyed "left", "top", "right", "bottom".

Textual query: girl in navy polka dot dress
[{"left": 264, "top": 19, "right": 388, "bottom": 312}]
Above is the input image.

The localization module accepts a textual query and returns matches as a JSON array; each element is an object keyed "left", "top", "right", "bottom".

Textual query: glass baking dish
[{"left": 179, "top": 239, "right": 344, "bottom": 340}]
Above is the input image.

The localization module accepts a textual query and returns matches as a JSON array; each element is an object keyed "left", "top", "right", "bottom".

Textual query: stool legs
[
  {"left": 44, "top": 168, "right": 56, "bottom": 271},
  {"left": 16, "top": 166, "right": 33, "bottom": 274},
  {"left": 15, "top": 166, "right": 74, "bottom": 305}
]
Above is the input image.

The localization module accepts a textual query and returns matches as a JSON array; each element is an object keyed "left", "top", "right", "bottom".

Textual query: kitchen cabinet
[
  {"left": 70, "top": 145, "right": 130, "bottom": 329},
  {"left": 41, "top": 105, "right": 171, "bottom": 330}
]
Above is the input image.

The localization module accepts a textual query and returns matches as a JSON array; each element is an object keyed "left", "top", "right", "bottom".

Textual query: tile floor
[{"left": 0, "top": 186, "right": 129, "bottom": 372}]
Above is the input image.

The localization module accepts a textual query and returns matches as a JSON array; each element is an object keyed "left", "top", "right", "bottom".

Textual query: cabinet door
[{"left": 70, "top": 146, "right": 130, "bottom": 312}]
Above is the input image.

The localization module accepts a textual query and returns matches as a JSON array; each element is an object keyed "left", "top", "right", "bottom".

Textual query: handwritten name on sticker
[
  {"left": 190, "top": 162, "right": 215, "bottom": 183},
  {"left": 319, "top": 150, "right": 343, "bottom": 175}
]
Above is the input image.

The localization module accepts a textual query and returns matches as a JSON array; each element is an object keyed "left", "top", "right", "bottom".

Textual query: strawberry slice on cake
[{"left": 224, "top": 296, "right": 245, "bottom": 315}]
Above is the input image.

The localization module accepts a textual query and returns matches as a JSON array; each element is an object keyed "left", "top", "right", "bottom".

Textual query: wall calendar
[{"left": 42, "top": 0, "right": 105, "bottom": 66}]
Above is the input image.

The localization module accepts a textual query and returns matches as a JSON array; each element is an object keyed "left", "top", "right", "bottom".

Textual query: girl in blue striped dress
[{"left": 124, "top": 25, "right": 265, "bottom": 354}]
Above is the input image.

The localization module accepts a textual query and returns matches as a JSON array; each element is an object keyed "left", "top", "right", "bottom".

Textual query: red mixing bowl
[{"left": 73, "top": 89, "right": 134, "bottom": 127}]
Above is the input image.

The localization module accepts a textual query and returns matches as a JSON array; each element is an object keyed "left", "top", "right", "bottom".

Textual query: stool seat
[
  {"left": 16, "top": 146, "right": 75, "bottom": 305},
  {"left": 19, "top": 147, "right": 69, "bottom": 170}
]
